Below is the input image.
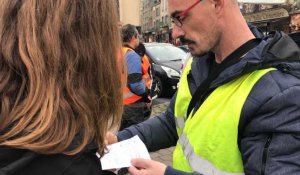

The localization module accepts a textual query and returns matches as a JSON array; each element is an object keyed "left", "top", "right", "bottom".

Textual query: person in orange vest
[
  {"left": 134, "top": 43, "right": 153, "bottom": 94},
  {"left": 134, "top": 43, "right": 153, "bottom": 117},
  {"left": 120, "top": 24, "right": 151, "bottom": 131}
]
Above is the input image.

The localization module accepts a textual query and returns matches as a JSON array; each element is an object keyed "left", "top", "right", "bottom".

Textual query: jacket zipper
[{"left": 261, "top": 135, "right": 273, "bottom": 175}]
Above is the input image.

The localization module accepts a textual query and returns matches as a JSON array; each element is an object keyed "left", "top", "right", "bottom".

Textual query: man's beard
[
  {"left": 191, "top": 51, "right": 207, "bottom": 57},
  {"left": 180, "top": 37, "right": 206, "bottom": 57},
  {"left": 180, "top": 31, "right": 220, "bottom": 58},
  {"left": 179, "top": 37, "right": 194, "bottom": 45}
]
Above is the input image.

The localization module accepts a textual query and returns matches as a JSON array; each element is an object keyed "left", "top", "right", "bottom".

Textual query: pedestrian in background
[
  {"left": 121, "top": 24, "right": 152, "bottom": 131},
  {"left": 107, "top": 0, "right": 300, "bottom": 174},
  {"left": 134, "top": 43, "right": 155, "bottom": 105},
  {"left": 0, "top": 0, "right": 122, "bottom": 175}
]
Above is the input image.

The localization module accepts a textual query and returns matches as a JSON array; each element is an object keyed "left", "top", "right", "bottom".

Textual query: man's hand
[
  {"left": 105, "top": 132, "right": 118, "bottom": 145},
  {"left": 145, "top": 95, "right": 152, "bottom": 108},
  {"left": 128, "top": 158, "right": 167, "bottom": 175}
]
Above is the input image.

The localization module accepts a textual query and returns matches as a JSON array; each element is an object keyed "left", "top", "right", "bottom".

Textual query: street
[{"left": 150, "top": 97, "right": 174, "bottom": 167}]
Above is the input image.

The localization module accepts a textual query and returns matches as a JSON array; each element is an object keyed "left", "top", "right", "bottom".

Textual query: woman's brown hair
[{"left": 0, "top": 0, "right": 123, "bottom": 155}]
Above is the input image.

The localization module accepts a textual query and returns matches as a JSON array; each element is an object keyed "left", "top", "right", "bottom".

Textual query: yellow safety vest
[{"left": 173, "top": 58, "right": 276, "bottom": 174}]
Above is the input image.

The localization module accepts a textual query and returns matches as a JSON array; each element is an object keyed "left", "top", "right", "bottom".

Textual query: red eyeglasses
[{"left": 171, "top": 0, "right": 201, "bottom": 27}]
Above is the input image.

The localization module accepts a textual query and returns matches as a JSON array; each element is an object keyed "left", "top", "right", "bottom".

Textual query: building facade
[
  {"left": 158, "top": 0, "right": 172, "bottom": 43},
  {"left": 141, "top": 0, "right": 153, "bottom": 41},
  {"left": 240, "top": 0, "right": 300, "bottom": 34},
  {"left": 141, "top": 0, "right": 172, "bottom": 43},
  {"left": 118, "top": 0, "right": 141, "bottom": 27},
  {"left": 139, "top": 0, "right": 300, "bottom": 44}
]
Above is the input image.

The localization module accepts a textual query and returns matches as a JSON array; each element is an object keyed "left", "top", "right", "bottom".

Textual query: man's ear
[
  {"left": 211, "top": 0, "right": 225, "bottom": 15},
  {"left": 207, "top": 0, "right": 225, "bottom": 18},
  {"left": 129, "top": 36, "right": 135, "bottom": 43}
]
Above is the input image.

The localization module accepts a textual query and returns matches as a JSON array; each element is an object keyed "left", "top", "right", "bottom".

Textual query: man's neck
[
  {"left": 214, "top": 10, "right": 256, "bottom": 63},
  {"left": 124, "top": 42, "right": 135, "bottom": 49},
  {"left": 214, "top": 34, "right": 255, "bottom": 63}
]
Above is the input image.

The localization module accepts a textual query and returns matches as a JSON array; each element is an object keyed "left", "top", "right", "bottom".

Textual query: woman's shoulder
[{"left": 0, "top": 146, "right": 104, "bottom": 175}]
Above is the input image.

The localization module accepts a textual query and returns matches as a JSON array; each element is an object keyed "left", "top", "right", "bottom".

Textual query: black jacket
[{"left": 0, "top": 142, "right": 113, "bottom": 175}]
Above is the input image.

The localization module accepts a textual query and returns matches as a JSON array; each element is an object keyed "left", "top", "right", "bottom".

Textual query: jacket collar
[{"left": 190, "top": 31, "right": 300, "bottom": 90}]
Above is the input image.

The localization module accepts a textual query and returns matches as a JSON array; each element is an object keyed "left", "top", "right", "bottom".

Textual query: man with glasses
[{"left": 110, "top": 0, "right": 300, "bottom": 174}]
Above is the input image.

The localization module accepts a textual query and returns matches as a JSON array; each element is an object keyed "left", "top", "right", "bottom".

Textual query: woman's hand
[{"left": 105, "top": 132, "right": 118, "bottom": 145}]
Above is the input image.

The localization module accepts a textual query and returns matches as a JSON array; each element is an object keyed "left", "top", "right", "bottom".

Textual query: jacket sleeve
[
  {"left": 117, "top": 94, "right": 178, "bottom": 152},
  {"left": 164, "top": 166, "right": 203, "bottom": 175},
  {"left": 125, "top": 51, "right": 146, "bottom": 95},
  {"left": 239, "top": 72, "right": 300, "bottom": 175}
]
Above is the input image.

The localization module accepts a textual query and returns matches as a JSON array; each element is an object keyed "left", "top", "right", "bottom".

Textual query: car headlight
[{"left": 161, "top": 66, "right": 180, "bottom": 78}]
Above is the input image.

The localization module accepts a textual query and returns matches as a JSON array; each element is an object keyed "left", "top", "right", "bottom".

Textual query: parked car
[{"left": 144, "top": 42, "right": 189, "bottom": 97}]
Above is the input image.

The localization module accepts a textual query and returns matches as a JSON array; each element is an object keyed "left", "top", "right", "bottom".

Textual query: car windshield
[{"left": 146, "top": 44, "right": 187, "bottom": 62}]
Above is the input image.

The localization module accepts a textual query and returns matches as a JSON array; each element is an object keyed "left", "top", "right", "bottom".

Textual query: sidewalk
[{"left": 149, "top": 102, "right": 174, "bottom": 167}]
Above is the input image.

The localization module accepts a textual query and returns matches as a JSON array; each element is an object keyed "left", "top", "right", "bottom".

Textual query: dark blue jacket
[{"left": 118, "top": 30, "right": 300, "bottom": 175}]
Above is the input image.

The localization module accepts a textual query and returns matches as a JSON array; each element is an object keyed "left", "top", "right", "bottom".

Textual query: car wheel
[{"left": 152, "top": 76, "right": 163, "bottom": 98}]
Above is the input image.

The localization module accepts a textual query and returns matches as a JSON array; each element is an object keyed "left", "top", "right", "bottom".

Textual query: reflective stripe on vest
[
  {"left": 122, "top": 47, "right": 143, "bottom": 105},
  {"left": 174, "top": 59, "right": 276, "bottom": 174},
  {"left": 178, "top": 132, "right": 244, "bottom": 175},
  {"left": 141, "top": 55, "right": 152, "bottom": 89}
]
